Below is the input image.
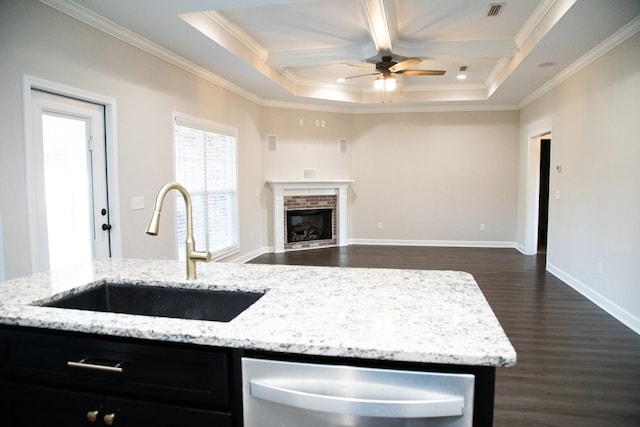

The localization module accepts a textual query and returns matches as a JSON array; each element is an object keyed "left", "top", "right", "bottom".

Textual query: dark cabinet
[
  {"left": 1, "top": 382, "right": 231, "bottom": 426},
  {"left": 0, "top": 326, "right": 495, "bottom": 426},
  {"left": 0, "top": 327, "right": 236, "bottom": 427}
]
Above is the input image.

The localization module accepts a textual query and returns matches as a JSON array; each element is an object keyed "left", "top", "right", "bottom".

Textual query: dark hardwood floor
[{"left": 249, "top": 245, "right": 640, "bottom": 426}]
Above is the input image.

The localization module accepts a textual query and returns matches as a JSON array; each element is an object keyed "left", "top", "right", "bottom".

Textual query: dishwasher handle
[{"left": 249, "top": 379, "right": 464, "bottom": 419}]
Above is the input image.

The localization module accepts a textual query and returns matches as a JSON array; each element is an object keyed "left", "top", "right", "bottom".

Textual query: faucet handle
[{"left": 191, "top": 250, "right": 212, "bottom": 262}]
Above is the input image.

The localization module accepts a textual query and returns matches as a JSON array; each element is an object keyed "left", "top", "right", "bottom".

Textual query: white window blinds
[{"left": 174, "top": 114, "right": 239, "bottom": 260}]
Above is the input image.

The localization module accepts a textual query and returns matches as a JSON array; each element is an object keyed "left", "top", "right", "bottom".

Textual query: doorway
[
  {"left": 537, "top": 138, "right": 551, "bottom": 252},
  {"left": 29, "top": 89, "right": 111, "bottom": 271},
  {"left": 523, "top": 131, "right": 552, "bottom": 255}
]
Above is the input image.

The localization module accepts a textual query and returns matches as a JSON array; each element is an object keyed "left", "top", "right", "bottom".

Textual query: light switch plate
[{"left": 131, "top": 196, "right": 145, "bottom": 210}]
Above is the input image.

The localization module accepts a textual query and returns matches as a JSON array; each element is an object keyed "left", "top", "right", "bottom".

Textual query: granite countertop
[{"left": 0, "top": 259, "right": 516, "bottom": 367}]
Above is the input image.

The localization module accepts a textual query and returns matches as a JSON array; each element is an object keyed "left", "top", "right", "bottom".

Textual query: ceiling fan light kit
[
  {"left": 374, "top": 76, "right": 396, "bottom": 91},
  {"left": 457, "top": 65, "right": 469, "bottom": 80},
  {"left": 342, "top": 55, "right": 446, "bottom": 92}
]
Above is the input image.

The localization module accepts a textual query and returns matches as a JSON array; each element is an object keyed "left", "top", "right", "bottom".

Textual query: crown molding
[
  {"left": 519, "top": 15, "right": 640, "bottom": 108},
  {"left": 349, "top": 103, "right": 520, "bottom": 114},
  {"left": 38, "top": 0, "right": 264, "bottom": 105},
  {"left": 514, "top": 0, "right": 559, "bottom": 47},
  {"left": 201, "top": 10, "right": 269, "bottom": 61},
  {"left": 262, "top": 98, "right": 519, "bottom": 114}
]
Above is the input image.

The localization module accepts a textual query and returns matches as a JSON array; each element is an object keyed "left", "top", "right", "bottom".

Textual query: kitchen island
[{"left": 0, "top": 259, "right": 515, "bottom": 426}]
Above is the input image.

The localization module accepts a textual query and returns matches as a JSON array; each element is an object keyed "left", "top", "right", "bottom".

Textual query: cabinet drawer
[{"left": 0, "top": 328, "right": 230, "bottom": 409}]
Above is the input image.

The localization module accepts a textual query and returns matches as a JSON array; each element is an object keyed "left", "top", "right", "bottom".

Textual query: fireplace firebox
[{"left": 286, "top": 209, "right": 333, "bottom": 243}]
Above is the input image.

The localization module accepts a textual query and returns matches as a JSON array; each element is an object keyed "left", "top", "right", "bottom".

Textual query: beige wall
[
  {"left": 350, "top": 111, "right": 519, "bottom": 244},
  {"left": 518, "top": 32, "right": 640, "bottom": 330},
  {"left": 259, "top": 108, "right": 520, "bottom": 247},
  {"left": 261, "top": 108, "right": 352, "bottom": 182}
]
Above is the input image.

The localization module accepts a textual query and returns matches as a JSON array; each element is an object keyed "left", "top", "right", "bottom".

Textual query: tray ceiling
[{"left": 46, "top": 0, "right": 640, "bottom": 111}]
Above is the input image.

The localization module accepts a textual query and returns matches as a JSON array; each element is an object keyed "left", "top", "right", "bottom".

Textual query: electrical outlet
[
  {"left": 377, "top": 222, "right": 383, "bottom": 230},
  {"left": 480, "top": 223, "right": 486, "bottom": 231},
  {"left": 338, "top": 138, "right": 347, "bottom": 153}
]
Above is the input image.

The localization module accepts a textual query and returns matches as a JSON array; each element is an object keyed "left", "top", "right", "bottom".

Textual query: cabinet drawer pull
[{"left": 67, "top": 357, "right": 124, "bottom": 373}]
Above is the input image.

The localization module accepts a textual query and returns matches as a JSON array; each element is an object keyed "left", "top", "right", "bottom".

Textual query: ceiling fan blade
[
  {"left": 389, "top": 58, "right": 421, "bottom": 72},
  {"left": 398, "top": 69, "right": 446, "bottom": 76},
  {"left": 343, "top": 72, "right": 380, "bottom": 80}
]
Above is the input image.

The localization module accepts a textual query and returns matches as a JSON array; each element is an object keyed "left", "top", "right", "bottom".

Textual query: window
[{"left": 174, "top": 114, "right": 239, "bottom": 260}]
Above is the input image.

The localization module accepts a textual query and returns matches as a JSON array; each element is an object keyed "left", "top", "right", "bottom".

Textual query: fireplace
[
  {"left": 267, "top": 180, "right": 353, "bottom": 253},
  {"left": 283, "top": 194, "right": 337, "bottom": 250},
  {"left": 287, "top": 209, "right": 333, "bottom": 243}
]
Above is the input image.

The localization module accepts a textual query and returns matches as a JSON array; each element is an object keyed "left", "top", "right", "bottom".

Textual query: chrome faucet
[{"left": 145, "top": 182, "right": 211, "bottom": 280}]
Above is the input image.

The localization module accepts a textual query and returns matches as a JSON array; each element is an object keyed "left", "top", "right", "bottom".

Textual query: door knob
[
  {"left": 103, "top": 413, "right": 116, "bottom": 425},
  {"left": 101, "top": 223, "right": 112, "bottom": 231}
]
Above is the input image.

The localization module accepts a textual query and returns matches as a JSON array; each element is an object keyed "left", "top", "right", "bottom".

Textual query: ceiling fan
[{"left": 342, "top": 56, "right": 446, "bottom": 83}]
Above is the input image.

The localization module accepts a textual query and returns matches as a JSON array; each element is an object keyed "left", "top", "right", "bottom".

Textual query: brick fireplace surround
[
  {"left": 267, "top": 180, "right": 353, "bottom": 253},
  {"left": 284, "top": 195, "right": 337, "bottom": 250}
]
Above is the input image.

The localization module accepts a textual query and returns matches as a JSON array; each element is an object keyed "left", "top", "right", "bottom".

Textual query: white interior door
[{"left": 30, "top": 90, "right": 111, "bottom": 271}]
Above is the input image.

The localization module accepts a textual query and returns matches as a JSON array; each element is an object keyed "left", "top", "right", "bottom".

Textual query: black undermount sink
[{"left": 42, "top": 282, "right": 264, "bottom": 322}]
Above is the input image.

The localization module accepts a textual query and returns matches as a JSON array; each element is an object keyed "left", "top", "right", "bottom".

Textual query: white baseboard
[
  {"left": 514, "top": 242, "right": 535, "bottom": 255},
  {"left": 225, "top": 246, "right": 271, "bottom": 264},
  {"left": 349, "top": 239, "right": 517, "bottom": 248},
  {"left": 547, "top": 262, "right": 640, "bottom": 335}
]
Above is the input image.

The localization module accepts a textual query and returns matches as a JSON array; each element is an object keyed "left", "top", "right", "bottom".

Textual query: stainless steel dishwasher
[{"left": 242, "top": 357, "right": 475, "bottom": 427}]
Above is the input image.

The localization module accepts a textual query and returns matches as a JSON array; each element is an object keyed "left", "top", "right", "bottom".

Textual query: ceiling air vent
[{"left": 487, "top": 3, "right": 505, "bottom": 17}]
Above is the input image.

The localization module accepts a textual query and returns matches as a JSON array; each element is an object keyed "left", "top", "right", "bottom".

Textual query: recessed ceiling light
[
  {"left": 457, "top": 74, "right": 467, "bottom": 80},
  {"left": 336, "top": 77, "right": 346, "bottom": 83}
]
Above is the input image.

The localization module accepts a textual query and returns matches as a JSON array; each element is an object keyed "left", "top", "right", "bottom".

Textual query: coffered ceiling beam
[{"left": 359, "top": 0, "right": 398, "bottom": 53}]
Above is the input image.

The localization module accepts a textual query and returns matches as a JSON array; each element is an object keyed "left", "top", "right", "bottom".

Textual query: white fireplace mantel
[{"left": 267, "top": 180, "right": 354, "bottom": 253}]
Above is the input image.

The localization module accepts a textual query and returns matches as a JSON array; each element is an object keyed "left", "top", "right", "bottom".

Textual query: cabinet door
[
  {"left": 103, "top": 396, "right": 232, "bottom": 427},
  {"left": 1, "top": 382, "right": 102, "bottom": 426},
  {"left": 1, "top": 382, "right": 232, "bottom": 427}
]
